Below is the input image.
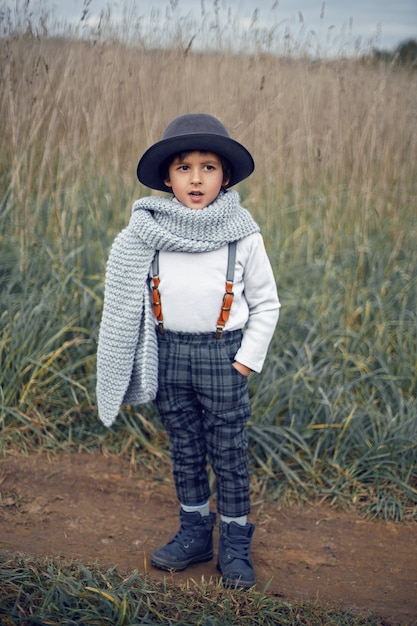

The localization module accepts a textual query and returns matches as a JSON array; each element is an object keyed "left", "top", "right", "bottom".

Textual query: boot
[
  {"left": 217, "top": 521, "right": 256, "bottom": 589},
  {"left": 151, "top": 509, "right": 216, "bottom": 572}
]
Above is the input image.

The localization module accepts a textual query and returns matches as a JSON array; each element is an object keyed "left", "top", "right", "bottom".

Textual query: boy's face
[{"left": 164, "top": 151, "right": 229, "bottom": 210}]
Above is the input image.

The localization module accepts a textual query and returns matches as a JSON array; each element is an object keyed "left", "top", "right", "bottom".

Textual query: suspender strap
[
  {"left": 151, "top": 241, "right": 238, "bottom": 338},
  {"left": 226, "top": 240, "right": 237, "bottom": 282},
  {"left": 151, "top": 252, "right": 164, "bottom": 334},
  {"left": 215, "top": 240, "right": 237, "bottom": 339}
]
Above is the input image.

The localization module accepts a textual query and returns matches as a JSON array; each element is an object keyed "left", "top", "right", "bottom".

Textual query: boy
[{"left": 96, "top": 113, "right": 280, "bottom": 588}]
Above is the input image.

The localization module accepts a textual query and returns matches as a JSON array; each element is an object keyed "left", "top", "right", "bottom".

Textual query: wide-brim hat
[{"left": 137, "top": 113, "right": 254, "bottom": 192}]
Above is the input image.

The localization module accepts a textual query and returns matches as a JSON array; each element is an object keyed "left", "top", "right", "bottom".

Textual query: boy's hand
[{"left": 232, "top": 362, "right": 252, "bottom": 377}]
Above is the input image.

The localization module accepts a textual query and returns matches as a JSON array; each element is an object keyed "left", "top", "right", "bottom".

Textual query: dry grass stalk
[{"left": 1, "top": 33, "right": 416, "bottom": 238}]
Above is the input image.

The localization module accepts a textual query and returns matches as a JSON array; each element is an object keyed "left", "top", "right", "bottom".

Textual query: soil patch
[{"left": 0, "top": 453, "right": 416, "bottom": 624}]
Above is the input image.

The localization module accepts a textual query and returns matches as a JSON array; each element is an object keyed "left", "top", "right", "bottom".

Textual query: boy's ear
[
  {"left": 222, "top": 175, "right": 230, "bottom": 187},
  {"left": 164, "top": 178, "right": 172, "bottom": 188}
]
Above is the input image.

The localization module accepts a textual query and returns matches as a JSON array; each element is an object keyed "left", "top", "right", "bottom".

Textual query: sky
[{"left": 5, "top": 0, "right": 417, "bottom": 55}]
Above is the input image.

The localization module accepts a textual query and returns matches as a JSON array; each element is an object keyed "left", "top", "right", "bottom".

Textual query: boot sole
[{"left": 151, "top": 550, "right": 213, "bottom": 572}]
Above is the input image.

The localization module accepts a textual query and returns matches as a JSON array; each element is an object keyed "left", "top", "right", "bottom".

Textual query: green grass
[
  {"left": 0, "top": 553, "right": 389, "bottom": 625},
  {"left": 246, "top": 200, "right": 417, "bottom": 518}
]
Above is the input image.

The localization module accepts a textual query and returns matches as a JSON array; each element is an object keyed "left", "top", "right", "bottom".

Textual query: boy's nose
[{"left": 190, "top": 168, "right": 202, "bottom": 184}]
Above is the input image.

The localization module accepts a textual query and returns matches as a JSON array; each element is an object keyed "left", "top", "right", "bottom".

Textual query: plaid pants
[{"left": 155, "top": 329, "right": 252, "bottom": 517}]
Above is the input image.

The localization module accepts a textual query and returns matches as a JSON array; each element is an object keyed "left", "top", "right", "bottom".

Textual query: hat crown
[
  {"left": 163, "top": 114, "right": 230, "bottom": 140},
  {"left": 137, "top": 113, "right": 253, "bottom": 192}
]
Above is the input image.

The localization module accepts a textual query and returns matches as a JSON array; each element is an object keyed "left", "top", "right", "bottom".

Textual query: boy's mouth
[{"left": 190, "top": 191, "right": 203, "bottom": 197}]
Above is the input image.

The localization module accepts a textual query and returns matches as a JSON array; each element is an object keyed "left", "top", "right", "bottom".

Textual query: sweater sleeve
[{"left": 233, "top": 233, "right": 280, "bottom": 372}]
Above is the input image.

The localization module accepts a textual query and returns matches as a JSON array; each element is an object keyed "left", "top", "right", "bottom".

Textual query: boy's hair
[{"left": 160, "top": 151, "right": 232, "bottom": 187}]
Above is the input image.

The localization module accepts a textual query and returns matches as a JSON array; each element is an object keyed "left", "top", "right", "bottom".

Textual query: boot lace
[
  {"left": 224, "top": 535, "right": 251, "bottom": 564},
  {"left": 172, "top": 520, "right": 201, "bottom": 548}
]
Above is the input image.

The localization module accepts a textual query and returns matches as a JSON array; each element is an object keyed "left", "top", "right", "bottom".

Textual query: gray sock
[
  {"left": 181, "top": 501, "right": 210, "bottom": 517},
  {"left": 220, "top": 514, "right": 247, "bottom": 526}
]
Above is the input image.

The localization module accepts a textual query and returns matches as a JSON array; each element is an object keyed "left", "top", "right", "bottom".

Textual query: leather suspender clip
[
  {"left": 151, "top": 267, "right": 165, "bottom": 334},
  {"left": 215, "top": 280, "right": 234, "bottom": 339}
]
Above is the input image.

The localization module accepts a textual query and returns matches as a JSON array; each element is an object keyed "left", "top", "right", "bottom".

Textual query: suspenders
[
  {"left": 215, "top": 240, "right": 237, "bottom": 339},
  {"left": 151, "top": 254, "right": 164, "bottom": 334},
  {"left": 151, "top": 241, "right": 238, "bottom": 340}
]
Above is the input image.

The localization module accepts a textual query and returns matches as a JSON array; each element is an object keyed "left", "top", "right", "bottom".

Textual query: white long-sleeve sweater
[{"left": 153, "top": 232, "right": 280, "bottom": 372}]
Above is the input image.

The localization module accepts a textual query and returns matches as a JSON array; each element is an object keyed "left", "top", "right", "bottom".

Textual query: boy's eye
[{"left": 173, "top": 162, "right": 219, "bottom": 173}]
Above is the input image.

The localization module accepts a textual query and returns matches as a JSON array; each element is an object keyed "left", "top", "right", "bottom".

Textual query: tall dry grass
[{"left": 1, "top": 25, "right": 416, "bottom": 243}]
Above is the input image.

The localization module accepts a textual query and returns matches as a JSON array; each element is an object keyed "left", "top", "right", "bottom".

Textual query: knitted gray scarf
[{"left": 96, "top": 190, "right": 259, "bottom": 427}]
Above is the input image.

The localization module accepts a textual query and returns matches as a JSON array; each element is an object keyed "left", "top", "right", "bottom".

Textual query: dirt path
[{"left": 0, "top": 453, "right": 416, "bottom": 624}]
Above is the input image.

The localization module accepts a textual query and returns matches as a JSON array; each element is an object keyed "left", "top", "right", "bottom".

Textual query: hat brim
[{"left": 137, "top": 133, "right": 254, "bottom": 192}]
